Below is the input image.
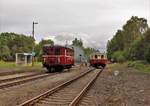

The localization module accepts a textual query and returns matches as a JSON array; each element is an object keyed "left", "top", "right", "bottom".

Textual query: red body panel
[
  {"left": 89, "top": 59, "right": 107, "bottom": 65},
  {"left": 89, "top": 53, "right": 107, "bottom": 68},
  {"left": 42, "top": 45, "right": 74, "bottom": 69},
  {"left": 43, "top": 55, "right": 74, "bottom": 66}
]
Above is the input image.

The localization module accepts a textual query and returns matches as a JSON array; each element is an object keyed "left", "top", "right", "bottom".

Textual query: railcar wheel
[
  {"left": 47, "top": 67, "right": 55, "bottom": 73},
  {"left": 97, "top": 65, "right": 103, "bottom": 69},
  {"left": 67, "top": 65, "right": 72, "bottom": 69},
  {"left": 56, "top": 66, "right": 63, "bottom": 72},
  {"left": 102, "top": 64, "right": 106, "bottom": 68},
  {"left": 47, "top": 67, "right": 52, "bottom": 73}
]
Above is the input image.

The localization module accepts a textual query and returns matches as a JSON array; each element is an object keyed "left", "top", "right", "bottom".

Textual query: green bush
[
  {"left": 145, "top": 46, "right": 150, "bottom": 63},
  {"left": 127, "top": 61, "right": 150, "bottom": 73},
  {"left": 112, "top": 51, "right": 126, "bottom": 63},
  {"left": 128, "top": 61, "right": 146, "bottom": 67}
]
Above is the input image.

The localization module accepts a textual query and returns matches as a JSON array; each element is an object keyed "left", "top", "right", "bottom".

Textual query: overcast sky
[{"left": 0, "top": 0, "right": 150, "bottom": 51}]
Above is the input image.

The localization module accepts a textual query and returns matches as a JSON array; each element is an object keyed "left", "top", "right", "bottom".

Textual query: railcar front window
[
  {"left": 43, "top": 47, "right": 61, "bottom": 55},
  {"left": 43, "top": 47, "right": 49, "bottom": 55},
  {"left": 101, "top": 55, "right": 104, "bottom": 59},
  {"left": 55, "top": 48, "right": 60, "bottom": 55},
  {"left": 43, "top": 47, "right": 55, "bottom": 55},
  {"left": 95, "top": 55, "right": 98, "bottom": 59}
]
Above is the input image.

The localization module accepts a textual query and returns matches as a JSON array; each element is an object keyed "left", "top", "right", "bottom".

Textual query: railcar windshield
[
  {"left": 43, "top": 46, "right": 60, "bottom": 55},
  {"left": 55, "top": 48, "right": 60, "bottom": 55}
]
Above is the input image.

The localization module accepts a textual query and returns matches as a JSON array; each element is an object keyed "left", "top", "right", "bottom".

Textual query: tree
[
  {"left": 143, "top": 28, "right": 150, "bottom": 48},
  {"left": 72, "top": 38, "right": 83, "bottom": 47},
  {"left": 112, "top": 51, "right": 126, "bottom": 63},
  {"left": 128, "top": 36, "right": 145, "bottom": 60},
  {"left": 143, "top": 29, "right": 150, "bottom": 62},
  {"left": 107, "top": 30, "right": 124, "bottom": 59},
  {"left": 35, "top": 39, "right": 54, "bottom": 61},
  {"left": 0, "top": 32, "right": 34, "bottom": 61},
  {"left": 122, "top": 16, "right": 148, "bottom": 49},
  {"left": 83, "top": 47, "right": 95, "bottom": 60},
  {"left": 0, "top": 45, "right": 11, "bottom": 61},
  {"left": 0, "top": 32, "right": 55, "bottom": 61},
  {"left": 107, "top": 16, "right": 149, "bottom": 61},
  {"left": 145, "top": 46, "right": 150, "bottom": 63}
]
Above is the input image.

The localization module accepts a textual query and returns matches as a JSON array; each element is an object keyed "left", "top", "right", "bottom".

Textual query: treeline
[
  {"left": 0, "top": 33, "right": 34, "bottom": 61},
  {"left": 0, "top": 33, "right": 95, "bottom": 61},
  {"left": 0, "top": 32, "right": 54, "bottom": 61},
  {"left": 107, "top": 16, "right": 150, "bottom": 63}
]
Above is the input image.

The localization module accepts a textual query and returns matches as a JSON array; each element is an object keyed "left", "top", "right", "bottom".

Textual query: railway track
[
  {"left": 0, "top": 66, "right": 84, "bottom": 89},
  {"left": 18, "top": 69, "right": 103, "bottom": 106},
  {"left": 0, "top": 70, "right": 44, "bottom": 76},
  {"left": 0, "top": 72, "right": 43, "bottom": 83},
  {"left": 0, "top": 73, "right": 57, "bottom": 89}
]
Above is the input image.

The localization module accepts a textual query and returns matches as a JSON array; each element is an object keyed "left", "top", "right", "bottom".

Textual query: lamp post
[{"left": 32, "top": 21, "right": 38, "bottom": 66}]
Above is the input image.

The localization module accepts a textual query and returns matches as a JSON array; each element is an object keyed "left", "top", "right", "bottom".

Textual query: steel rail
[
  {"left": 0, "top": 73, "right": 57, "bottom": 89},
  {"left": 0, "top": 73, "right": 43, "bottom": 83},
  {"left": 69, "top": 69, "right": 103, "bottom": 106},
  {"left": 18, "top": 69, "right": 93, "bottom": 106}
]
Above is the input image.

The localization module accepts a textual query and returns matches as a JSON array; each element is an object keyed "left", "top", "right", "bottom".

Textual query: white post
[
  {"left": 30, "top": 55, "right": 32, "bottom": 65},
  {"left": 25, "top": 55, "right": 27, "bottom": 66},
  {"left": 16, "top": 53, "right": 18, "bottom": 65}
]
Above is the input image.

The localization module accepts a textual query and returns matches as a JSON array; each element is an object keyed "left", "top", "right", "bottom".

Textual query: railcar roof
[
  {"left": 90, "top": 52, "right": 106, "bottom": 55},
  {"left": 43, "top": 45, "right": 73, "bottom": 50}
]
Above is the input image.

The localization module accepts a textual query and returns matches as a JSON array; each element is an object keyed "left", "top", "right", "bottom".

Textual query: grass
[
  {"left": 0, "top": 61, "right": 42, "bottom": 69},
  {"left": 0, "top": 61, "right": 16, "bottom": 68},
  {"left": 107, "top": 63, "right": 127, "bottom": 71},
  {"left": 127, "top": 61, "right": 150, "bottom": 73},
  {"left": 107, "top": 60, "right": 150, "bottom": 73}
]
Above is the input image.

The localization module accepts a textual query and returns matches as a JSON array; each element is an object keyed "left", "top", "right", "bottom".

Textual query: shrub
[
  {"left": 112, "top": 51, "right": 126, "bottom": 63},
  {"left": 145, "top": 46, "right": 150, "bottom": 63}
]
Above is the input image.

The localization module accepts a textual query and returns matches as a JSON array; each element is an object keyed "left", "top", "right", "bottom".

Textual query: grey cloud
[
  {"left": 54, "top": 32, "right": 74, "bottom": 42},
  {"left": 0, "top": 0, "right": 149, "bottom": 51}
]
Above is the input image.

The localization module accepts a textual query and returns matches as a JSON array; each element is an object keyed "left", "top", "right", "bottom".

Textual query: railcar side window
[
  {"left": 55, "top": 48, "right": 60, "bottom": 55},
  {"left": 101, "top": 55, "right": 104, "bottom": 59},
  {"left": 43, "top": 47, "right": 49, "bottom": 55},
  {"left": 95, "top": 55, "right": 98, "bottom": 59},
  {"left": 66, "top": 49, "right": 70, "bottom": 56},
  {"left": 43, "top": 47, "right": 55, "bottom": 55},
  {"left": 70, "top": 50, "right": 74, "bottom": 56},
  {"left": 48, "top": 48, "right": 54, "bottom": 55}
]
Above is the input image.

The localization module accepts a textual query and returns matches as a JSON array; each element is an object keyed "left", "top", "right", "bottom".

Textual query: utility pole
[
  {"left": 32, "top": 21, "right": 38, "bottom": 66},
  {"left": 65, "top": 40, "right": 68, "bottom": 47}
]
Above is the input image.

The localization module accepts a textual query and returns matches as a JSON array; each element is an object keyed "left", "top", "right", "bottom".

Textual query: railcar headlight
[
  {"left": 43, "top": 58, "right": 46, "bottom": 62},
  {"left": 57, "top": 58, "right": 60, "bottom": 63}
]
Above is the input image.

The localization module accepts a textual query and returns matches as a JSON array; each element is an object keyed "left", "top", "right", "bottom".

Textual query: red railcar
[
  {"left": 42, "top": 45, "right": 74, "bottom": 72},
  {"left": 89, "top": 53, "right": 107, "bottom": 68}
]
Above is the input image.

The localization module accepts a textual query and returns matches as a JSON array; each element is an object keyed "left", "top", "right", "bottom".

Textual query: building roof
[{"left": 16, "top": 53, "right": 32, "bottom": 56}]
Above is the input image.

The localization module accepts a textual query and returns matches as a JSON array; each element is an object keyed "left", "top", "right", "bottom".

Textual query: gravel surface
[
  {"left": 0, "top": 65, "right": 79, "bottom": 76},
  {"left": 0, "top": 66, "right": 90, "bottom": 106},
  {"left": 1, "top": 64, "right": 149, "bottom": 106},
  {"left": 79, "top": 66, "right": 150, "bottom": 106},
  {"left": 34, "top": 69, "right": 98, "bottom": 106},
  {"left": 0, "top": 68, "right": 46, "bottom": 76},
  {"left": 0, "top": 72, "right": 38, "bottom": 80}
]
